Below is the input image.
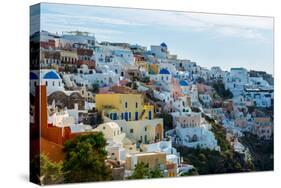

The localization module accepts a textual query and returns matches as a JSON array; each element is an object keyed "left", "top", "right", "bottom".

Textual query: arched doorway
[{"left": 155, "top": 124, "right": 163, "bottom": 141}]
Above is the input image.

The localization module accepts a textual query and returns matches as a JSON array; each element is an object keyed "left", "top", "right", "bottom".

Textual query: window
[
  {"left": 58, "top": 81, "right": 61, "bottom": 86},
  {"left": 53, "top": 81, "right": 55, "bottom": 86},
  {"left": 125, "top": 102, "right": 128, "bottom": 108},
  {"left": 45, "top": 81, "right": 48, "bottom": 86},
  {"left": 103, "top": 126, "right": 106, "bottom": 130},
  {"left": 136, "top": 102, "right": 138, "bottom": 108},
  {"left": 125, "top": 112, "right": 128, "bottom": 121},
  {"left": 130, "top": 129, "right": 133, "bottom": 133},
  {"left": 145, "top": 127, "right": 147, "bottom": 132},
  {"left": 148, "top": 111, "right": 152, "bottom": 120},
  {"left": 135, "top": 112, "right": 138, "bottom": 120}
]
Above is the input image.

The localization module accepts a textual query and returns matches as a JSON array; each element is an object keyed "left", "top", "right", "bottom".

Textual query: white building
[
  {"left": 94, "top": 44, "right": 134, "bottom": 65},
  {"left": 141, "top": 140, "right": 180, "bottom": 165},
  {"left": 94, "top": 122, "right": 127, "bottom": 161},
  {"left": 199, "top": 94, "right": 212, "bottom": 107},
  {"left": 70, "top": 64, "right": 119, "bottom": 88},
  {"left": 171, "top": 112, "right": 219, "bottom": 150},
  {"left": 224, "top": 68, "right": 249, "bottom": 96},
  {"left": 30, "top": 69, "right": 65, "bottom": 96},
  {"left": 150, "top": 43, "right": 169, "bottom": 59},
  {"left": 61, "top": 31, "right": 96, "bottom": 46},
  {"left": 149, "top": 68, "right": 172, "bottom": 84},
  {"left": 210, "top": 66, "right": 225, "bottom": 79}
]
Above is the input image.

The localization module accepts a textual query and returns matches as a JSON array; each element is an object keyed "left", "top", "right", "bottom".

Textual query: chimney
[{"left": 35, "top": 85, "right": 48, "bottom": 138}]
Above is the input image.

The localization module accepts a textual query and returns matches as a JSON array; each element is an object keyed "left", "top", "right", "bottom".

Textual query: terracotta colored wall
[{"left": 40, "top": 138, "right": 64, "bottom": 162}]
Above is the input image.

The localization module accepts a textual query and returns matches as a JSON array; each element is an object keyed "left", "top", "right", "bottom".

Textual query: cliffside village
[{"left": 30, "top": 31, "right": 274, "bottom": 179}]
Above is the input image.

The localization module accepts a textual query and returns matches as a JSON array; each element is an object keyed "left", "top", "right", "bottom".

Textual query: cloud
[{"left": 41, "top": 3, "right": 273, "bottom": 43}]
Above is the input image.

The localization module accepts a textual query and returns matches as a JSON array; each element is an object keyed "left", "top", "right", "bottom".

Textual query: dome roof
[
  {"left": 179, "top": 80, "right": 189, "bottom": 86},
  {"left": 30, "top": 72, "right": 38, "bottom": 80},
  {"left": 43, "top": 71, "right": 60, "bottom": 79},
  {"left": 160, "top": 42, "right": 167, "bottom": 48},
  {"left": 159, "top": 68, "right": 170, "bottom": 74}
]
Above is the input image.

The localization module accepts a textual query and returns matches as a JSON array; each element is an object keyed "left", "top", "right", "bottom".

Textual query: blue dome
[
  {"left": 43, "top": 71, "right": 60, "bottom": 79},
  {"left": 159, "top": 68, "right": 170, "bottom": 74},
  {"left": 30, "top": 72, "right": 38, "bottom": 80},
  {"left": 179, "top": 80, "right": 188, "bottom": 86},
  {"left": 160, "top": 42, "right": 167, "bottom": 48}
]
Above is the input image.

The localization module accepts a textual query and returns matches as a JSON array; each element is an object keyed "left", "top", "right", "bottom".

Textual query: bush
[{"left": 63, "top": 133, "right": 112, "bottom": 183}]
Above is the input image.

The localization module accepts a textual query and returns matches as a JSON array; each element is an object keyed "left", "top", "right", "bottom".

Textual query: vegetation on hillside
[
  {"left": 156, "top": 112, "right": 174, "bottom": 131},
  {"left": 240, "top": 133, "right": 273, "bottom": 171},
  {"left": 128, "top": 162, "right": 163, "bottom": 179},
  {"left": 62, "top": 133, "right": 112, "bottom": 183},
  {"left": 176, "top": 115, "right": 254, "bottom": 175},
  {"left": 212, "top": 81, "right": 233, "bottom": 99},
  {"left": 30, "top": 154, "right": 64, "bottom": 185}
]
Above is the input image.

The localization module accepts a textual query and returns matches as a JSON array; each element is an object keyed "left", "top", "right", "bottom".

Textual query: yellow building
[
  {"left": 125, "top": 152, "right": 166, "bottom": 170},
  {"left": 147, "top": 64, "right": 159, "bottom": 75},
  {"left": 96, "top": 94, "right": 154, "bottom": 121},
  {"left": 96, "top": 94, "right": 163, "bottom": 143},
  {"left": 60, "top": 50, "right": 78, "bottom": 63}
]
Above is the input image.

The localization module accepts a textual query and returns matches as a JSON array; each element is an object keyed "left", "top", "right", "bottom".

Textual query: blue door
[
  {"left": 148, "top": 111, "right": 152, "bottom": 120},
  {"left": 113, "top": 113, "right": 117, "bottom": 120},
  {"left": 135, "top": 112, "right": 138, "bottom": 120},
  {"left": 125, "top": 112, "right": 128, "bottom": 121}
]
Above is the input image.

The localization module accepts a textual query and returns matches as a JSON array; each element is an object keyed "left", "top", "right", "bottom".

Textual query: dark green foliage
[
  {"left": 196, "top": 77, "right": 205, "bottom": 84},
  {"left": 132, "top": 82, "right": 138, "bottom": 90},
  {"left": 240, "top": 133, "right": 273, "bottom": 171},
  {"left": 212, "top": 81, "right": 233, "bottom": 99},
  {"left": 177, "top": 146, "right": 254, "bottom": 175},
  {"left": 203, "top": 115, "right": 231, "bottom": 152},
  {"left": 156, "top": 112, "right": 174, "bottom": 131},
  {"left": 142, "top": 76, "right": 150, "bottom": 83},
  {"left": 91, "top": 83, "right": 99, "bottom": 93},
  {"left": 177, "top": 116, "right": 254, "bottom": 175},
  {"left": 180, "top": 168, "right": 199, "bottom": 176},
  {"left": 62, "top": 133, "right": 112, "bottom": 183},
  {"left": 129, "top": 162, "right": 150, "bottom": 179},
  {"left": 150, "top": 166, "right": 164, "bottom": 178},
  {"left": 129, "top": 162, "right": 163, "bottom": 179},
  {"left": 31, "top": 154, "right": 64, "bottom": 185}
]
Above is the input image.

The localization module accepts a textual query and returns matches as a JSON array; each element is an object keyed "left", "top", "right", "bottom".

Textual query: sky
[{"left": 31, "top": 3, "right": 274, "bottom": 74}]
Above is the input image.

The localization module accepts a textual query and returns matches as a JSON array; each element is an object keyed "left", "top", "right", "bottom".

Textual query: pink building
[
  {"left": 175, "top": 112, "right": 201, "bottom": 128},
  {"left": 253, "top": 117, "right": 273, "bottom": 140}
]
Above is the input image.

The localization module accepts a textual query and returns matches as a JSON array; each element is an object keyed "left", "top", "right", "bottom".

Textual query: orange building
[{"left": 34, "top": 85, "right": 96, "bottom": 162}]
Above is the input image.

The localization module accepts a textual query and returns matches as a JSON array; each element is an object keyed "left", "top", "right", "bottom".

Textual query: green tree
[
  {"left": 180, "top": 168, "right": 199, "bottom": 176},
  {"left": 212, "top": 81, "right": 233, "bottom": 99},
  {"left": 129, "top": 162, "right": 150, "bottom": 179},
  {"left": 39, "top": 154, "right": 64, "bottom": 185},
  {"left": 156, "top": 112, "right": 173, "bottom": 131},
  {"left": 150, "top": 166, "right": 164, "bottom": 178},
  {"left": 91, "top": 83, "right": 99, "bottom": 93},
  {"left": 64, "top": 64, "right": 70, "bottom": 73},
  {"left": 62, "top": 133, "right": 112, "bottom": 183},
  {"left": 142, "top": 76, "right": 150, "bottom": 83},
  {"left": 132, "top": 82, "right": 138, "bottom": 90},
  {"left": 129, "top": 162, "right": 163, "bottom": 179}
]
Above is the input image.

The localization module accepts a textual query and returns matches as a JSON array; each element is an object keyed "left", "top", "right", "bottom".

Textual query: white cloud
[{"left": 41, "top": 4, "right": 273, "bottom": 43}]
